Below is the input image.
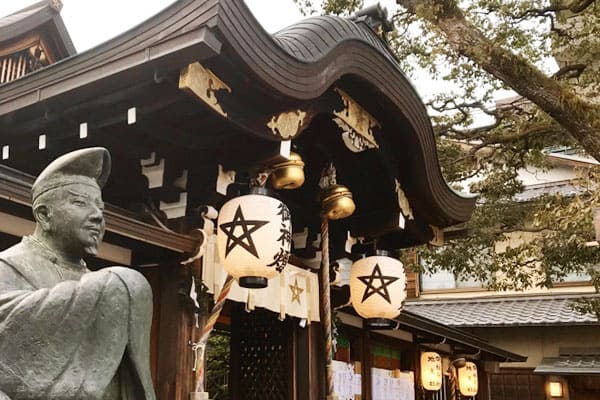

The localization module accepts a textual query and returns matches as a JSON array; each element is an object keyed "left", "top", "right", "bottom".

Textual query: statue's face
[{"left": 47, "top": 183, "right": 106, "bottom": 257}]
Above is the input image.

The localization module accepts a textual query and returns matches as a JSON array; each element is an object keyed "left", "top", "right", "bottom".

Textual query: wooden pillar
[
  {"left": 155, "top": 262, "right": 196, "bottom": 399},
  {"left": 295, "top": 322, "right": 322, "bottom": 400},
  {"left": 479, "top": 361, "right": 490, "bottom": 400},
  {"left": 362, "top": 330, "right": 372, "bottom": 400}
]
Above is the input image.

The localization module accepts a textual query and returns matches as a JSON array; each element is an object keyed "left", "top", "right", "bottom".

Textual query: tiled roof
[
  {"left": 514, "top": 181, "right": 580, "bottom": 201},
  {"left": 534, "top": 356, "right": 600, "bottom": 375},
  {"left": 0, "top": 5, "right": 45, "bottom": 29},
  {"left": 405, "top": 294, "right": 599, "bottom": 327}
]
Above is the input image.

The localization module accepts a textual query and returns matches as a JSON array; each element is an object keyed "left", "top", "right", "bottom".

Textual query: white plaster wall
[
  {"left": 418, "top": 284, "right": 596, "bottom": 300},
  {"left": 517, "top": 165, "right": 576, "bottom": 186},
  {"left": 464, "top": 326, "right": 599, "bottom": 369}
]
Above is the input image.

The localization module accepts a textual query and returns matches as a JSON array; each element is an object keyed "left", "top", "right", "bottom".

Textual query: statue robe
[{"left": 0, "top": 237, "right": 156, "bottom": 400}]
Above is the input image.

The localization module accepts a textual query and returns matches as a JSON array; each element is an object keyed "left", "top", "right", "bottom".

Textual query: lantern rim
[
  {"left": 248, "top": 186, "right": 274, "bottom": 196},
  {"left": 239, "top": 276, "right": 269, "bottom": 288},
  {"left": 365, "top": 317, "right": 396, "bottom": 329}
]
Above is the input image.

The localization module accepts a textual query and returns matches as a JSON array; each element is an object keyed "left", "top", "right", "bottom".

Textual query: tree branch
[
  {"left": 512, "top": 0, "right": 597, "bottom": 18},
  {"left": 565, "top": 0, "right": 596, "bottom": 13},
  {"left": 552, "top": 63, "right": 588, "bottom": 80},
  {"left": 397, "top": 0, "right": 600, "bottom": 160}
]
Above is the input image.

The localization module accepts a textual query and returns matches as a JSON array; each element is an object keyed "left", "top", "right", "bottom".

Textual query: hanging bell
[
  {"left": 270, "top": 152, "right": 305, "bottom": 190},
  {"left": 320, "top": 184, "right": 356, "bottom": 220}
]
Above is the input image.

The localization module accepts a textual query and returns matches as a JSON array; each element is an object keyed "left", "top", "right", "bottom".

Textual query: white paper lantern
[
  {"left": 217, "top": 191, "right": 291, "bottom": 288},
  {"left": 458, "top": 361, "right": 478, "bottom": 396},
  {"left": 349, "top": 255, "right": 407, "bottom": 328},
  {"left": 420, "top": 352, "right": 443, "bottom": 391}
]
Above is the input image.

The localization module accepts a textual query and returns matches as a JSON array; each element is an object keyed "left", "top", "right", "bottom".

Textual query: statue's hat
[{"left": 32, "top": 147, "right": 111, "bottom": 202}]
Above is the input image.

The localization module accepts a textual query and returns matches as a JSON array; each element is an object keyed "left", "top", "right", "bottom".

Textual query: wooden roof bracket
[{"left": 179, "top": 61, "right": 232, "bottom": 117}]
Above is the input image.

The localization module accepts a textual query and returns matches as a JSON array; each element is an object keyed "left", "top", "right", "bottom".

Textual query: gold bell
[
  {"left": 270, "top": 152, "right": 305, "bottom": 190},
  {"left": 321, "top": 184, "right": 356, "bottom": 220}
]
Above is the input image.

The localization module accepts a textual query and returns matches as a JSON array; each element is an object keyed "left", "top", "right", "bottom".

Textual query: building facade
[
  {"left": 0, "top": 1, "right": 526, "bottom": 399},
  {"left": 406, "top": 151, "right": 600, "bottom": 400}
]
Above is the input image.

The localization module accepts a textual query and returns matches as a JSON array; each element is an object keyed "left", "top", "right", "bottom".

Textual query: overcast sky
[
  {"left": 0, "top": 0, "right": 398, "bottom": 51},
  {"left": 0, "top": 0, "right": 502, "bottom": 114}
]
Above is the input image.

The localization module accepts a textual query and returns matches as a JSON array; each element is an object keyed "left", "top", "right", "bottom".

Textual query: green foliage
[
  {"left": 295, "top": 0, "right": 600, "bottom": 318},
  {"left": 291, "top": 0, "right": 364, "bottom": 16},
  {"left": 206, "top": 331, "right": 230, "bottom": 400},
  {"left": 323, "top": 0, "right": 364, "bottom": 15}
]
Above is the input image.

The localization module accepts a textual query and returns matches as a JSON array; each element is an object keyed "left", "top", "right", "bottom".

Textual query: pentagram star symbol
[
  {"left": 358, "top": 263, "right": 399, "bottom": 304},
  {"left": 289, "top": 278, "right": 304, "bottom": 304},
  {"left": 219, "top": 205, "right": 269, "bottom": 258}
]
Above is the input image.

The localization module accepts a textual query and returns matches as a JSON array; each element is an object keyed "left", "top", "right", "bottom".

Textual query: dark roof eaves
[
  {"left": 5, "top": 0, "right": 51, "bottom": 16},
  {"left": 50, "top": 13, "right": 76, "bottom": 56},
  {"left": 399, "top": 310, "right": 527, "bottom": 362}
]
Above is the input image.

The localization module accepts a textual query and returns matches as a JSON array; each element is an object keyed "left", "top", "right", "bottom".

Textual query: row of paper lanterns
[
  {"left": 215, "top": 169, "right": 407, "bottom": 326},
  {"left": 421, "top": 352, "right": 478, "bottom": 396},
  {"left": 215, "top": 158, "right": 477, "bottom": 396}
]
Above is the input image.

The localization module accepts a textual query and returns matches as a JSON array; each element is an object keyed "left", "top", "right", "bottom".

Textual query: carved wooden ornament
[
  {"left": 333, "top": 88, "right": 379, "bottom": 151},
  {"left": 179, "top": 62, "right": 231, "bottom": 117},
  {"left": 395, "top": 179, "right": 414, "bottom": 220},
  {"left": 267, "top": 110, "right": 307, "bottom": 139}
]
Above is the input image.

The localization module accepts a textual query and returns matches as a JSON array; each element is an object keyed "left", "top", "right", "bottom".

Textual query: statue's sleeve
[
  {"left": 0, "top": 267, "right": 155, "bottom": 400},
  {"left": 0, "top": 261, "right": 35, "bottom": 293}
]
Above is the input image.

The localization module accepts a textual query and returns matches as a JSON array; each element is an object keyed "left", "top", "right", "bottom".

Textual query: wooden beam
[{"left": 346, "top": 210, "right": 405, "bottom": 240}]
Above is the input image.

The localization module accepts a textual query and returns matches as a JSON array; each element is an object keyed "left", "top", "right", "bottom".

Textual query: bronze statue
[{"left": 0, "top": 148, "right": 156, "bottom": 399}]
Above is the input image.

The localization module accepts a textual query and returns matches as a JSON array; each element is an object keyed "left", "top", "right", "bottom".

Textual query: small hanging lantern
[
  {"left": 549, "top": 380, "right": 564, "bottom": 398},
  {"left": 457, "top": 361, "right": 478, "bottom": 397},
  {"left": 420, "top": 352, "right": 443, "bottom": 391},
  {"left": 270, "top": 152, "right": 305, "bottom": 190},
  {"left": 217, "top": 188, "right": 292, "bottom": 288},
  {"left": 349, "top": 253, "right": 407, "bottom": 328}
]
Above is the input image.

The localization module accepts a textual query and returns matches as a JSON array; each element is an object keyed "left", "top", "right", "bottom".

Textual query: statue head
[{"left": 31, "top": 147, "right": 111, "bottom": 260}]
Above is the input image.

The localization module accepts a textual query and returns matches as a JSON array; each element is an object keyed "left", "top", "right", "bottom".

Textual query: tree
[
  {"left": 205, "top": 331, "right": 230, "bottom": 399},
  {"left": 293, "top": 0, "right": 600, "bottom": 317}
]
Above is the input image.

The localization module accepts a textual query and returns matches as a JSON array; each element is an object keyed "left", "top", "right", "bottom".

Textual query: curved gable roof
[
  {"left": 0, "top": 0, "right": 475, "bottom": 228},
  {"left": 273, "top": 15, "right": 395, "bottom": 64},
  {"left": 215, "top": 0, "right": 475, "bottom": 224}
]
